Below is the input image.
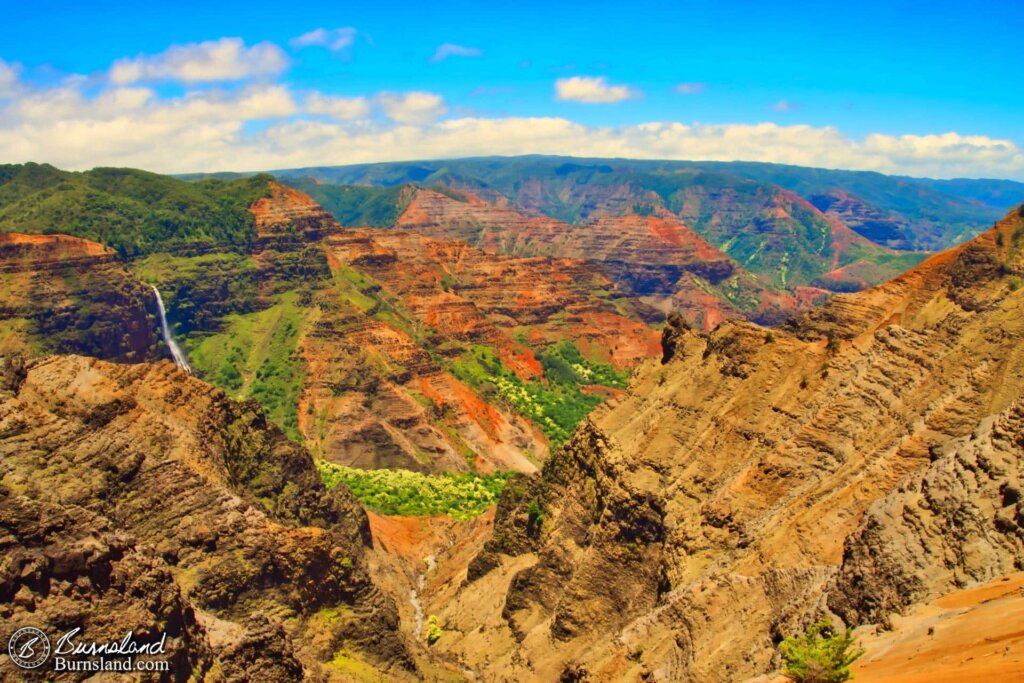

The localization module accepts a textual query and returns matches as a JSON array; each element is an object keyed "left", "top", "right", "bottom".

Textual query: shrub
[
  {"left": 825, "top": 331, "right": 839, "bottom": 355},
  {"left": 779, "top": 619, "right": 863, "bottom": 683},
  {"left": 526, "top": 498, "right": 545, "bottom": 536},
  {"left": 425, "top": 615, "right": 442, "bottom": 645}
]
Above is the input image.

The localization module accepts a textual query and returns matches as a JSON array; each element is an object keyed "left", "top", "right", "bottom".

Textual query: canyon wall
[{"left": 438, "top": 205, "right": 1024, "bottom": 681}]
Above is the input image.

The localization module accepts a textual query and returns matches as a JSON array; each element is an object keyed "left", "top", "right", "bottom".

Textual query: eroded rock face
[
  {"left": 809, "top": 190, "right": 913, "bottom": 249},
  {"left": 830, "top": 400, "right": 1024, "bottom": 625},
  {"left": 0, "top": 488, "right": 218, "bottom": 681},
  {"left": 331, "top": 230, "right": 659, "bottom": 370},
  {"left": 251, "top": 181, "right": 343, "bottom": 250},
  {"left": 0, "top": 355, "right": 413, "bottom": 680},
  {"left": 0, "top": 233, "right": 160, "bottom": 362},
  {"left": 298, "top": 281, "right": 546, "bottom": 474},
  {"left": 393, "top": 188, "right": 814, "bottom": 331},
  {"left": 440, "top": 206, "right": 1024, "bottom": 681},
  {"left": 144, "top": 182, "right": 660, "bottom": 475}
]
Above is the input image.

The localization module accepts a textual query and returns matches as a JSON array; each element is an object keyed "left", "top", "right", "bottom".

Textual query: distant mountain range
[{"left": 273, "top": 156, "right": 1024, "bottom": 250}]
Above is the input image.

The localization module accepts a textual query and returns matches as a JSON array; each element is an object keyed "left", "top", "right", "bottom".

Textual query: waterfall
[{"left": 152, "top": 286, "right": 191, "bottom": 373}]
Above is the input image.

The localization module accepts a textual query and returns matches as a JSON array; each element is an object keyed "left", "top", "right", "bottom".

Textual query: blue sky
[{"left": 1, "top": 0, "right": 1022, "bottom": 177}]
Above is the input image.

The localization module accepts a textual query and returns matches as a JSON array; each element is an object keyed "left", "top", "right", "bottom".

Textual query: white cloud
[
  {"left": 0, "top": 59, "right": 21, "bottom": 97},
  {"left": 555, "top": 76, "right": 639, "bottom": 104},
  {"left": 376, "top": 91, "right": 447, "bottom": 124},
  {"left": 0, "top": 83, "right": 297, "bottom": 171},
  {"left": 5, "top": 84, "right": 155, "bottom": 124},
  {"left": 290, "top": 27, "right": 357, "bottom": 51},
  {"left": 674, "top": 82, "right": 706, "bottom": 95},
  {"left": 305, "top": 93, "right": 371, "bottom": 119},
  {"left": 110, "top": 38, "right": 289, "bottom": 84},
  {"left": 1, "top": 64, "right": 1022, "bottom": 180},
  {"left": 769, "top": 99, "right": 800, "bottom": 112},
  {"left": 430, "top": 43, "right": 483, "bottom": 63}
]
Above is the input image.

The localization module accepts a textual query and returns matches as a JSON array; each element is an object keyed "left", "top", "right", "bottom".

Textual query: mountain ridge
[
  {"left": 274, "top": 155, "right": 1023, "bottom": 251},
  {"left": 429, "top": 202, "right": 1024, "bottom": 680}
]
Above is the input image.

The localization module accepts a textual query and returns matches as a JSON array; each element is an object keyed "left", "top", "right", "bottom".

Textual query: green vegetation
[
  {"left": 131, "top": 252, "right": 260, "bottom": 333},
  {"left": 132, "top": 251, "right": 257, "bottom": 285},
  {"left": 539, "top": 341, "right": 628, "bottom": 388},
  {"left": 828, "top": 242, "right": 929, "bottom": 285},
  {"left": 332, "top": 262, "right": 382, "bottom": 311},
  {"left": 285, "top": 177, "right": 409, "bottom": 227},
  {"left": 424, "top": 615, "right": 442, "bottom": 645},
  {"left": 779, "top": 619, "right": 863, "bottom": 683},
  {"left": 328, "top": 650, "right": 385, "bottom": 681},
  {"left": 317, "top": 461, "right": 514, "bottom": 519},
  {"left": 0, "top": 163, "right": 271, "bottom": 256},
  {"left": 186, "top": 291, "right": 307, "bottom": 441},
  {"left": 450, "top": 342, "right": 627, "bottom": 445},
  {"left": 825, "top": 331, "right": 839, "bottom": 354},
  {"left": 526, "top": 498, "right": 545, "bottom": 536}
]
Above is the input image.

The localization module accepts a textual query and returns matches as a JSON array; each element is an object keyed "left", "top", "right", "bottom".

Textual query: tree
[
  {"left": 779, "top": 619, "right": 864, "bottom": 683},
  {"left": 425, "top": 615, "right": 442, "bottom": 645}
]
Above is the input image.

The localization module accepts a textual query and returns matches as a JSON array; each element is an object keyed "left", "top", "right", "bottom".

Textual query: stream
[{"left": 409, "top": 554, "right": 437, "bottom": 639}]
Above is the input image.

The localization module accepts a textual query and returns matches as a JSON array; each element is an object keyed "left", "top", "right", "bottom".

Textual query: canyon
[
  {"left": 418, "top": 202, "right": 1024, "bottom": 681},
  {"left": 0, "top": 159, "right": 1021, "bottom": 681},
  {"left": 0, "top": 174, "right": 660, "bottom": 476}
]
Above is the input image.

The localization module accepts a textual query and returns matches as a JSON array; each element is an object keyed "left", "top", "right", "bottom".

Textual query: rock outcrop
[
  {"left": 437, "top": 204, "right": 1024, "bottom": 681},
  {"left": 830, "top": 400, "right": 1024, "bottom": 625},
  {"left": 0, "top": 354, "right": 413, "bottom": 680},
  {"left": 0, "top": 233, "right": 160, "bottom": 363},
  {"left": 251, "top": 181, "right": 343, "bottom": 249}
]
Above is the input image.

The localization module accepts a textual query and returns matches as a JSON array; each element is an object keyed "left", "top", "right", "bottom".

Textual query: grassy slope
[
  {"left": 449, "top": 342, "right": 627, "bottom": 446},
  {"left": 185, "top": 290, "right": 308, "bottom": 441},
  {"left": 132, "top": 252, "right": 308, "bottom": 442}
]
